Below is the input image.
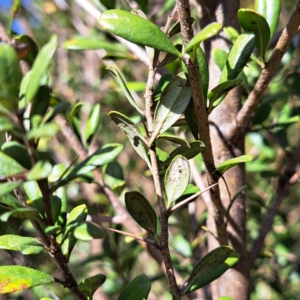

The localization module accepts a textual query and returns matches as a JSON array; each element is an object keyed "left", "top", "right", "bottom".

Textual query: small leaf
[
  {"left": 164, "top": 155, "right": 190, "bottom": 208},
  {"left": 27, "top": 160, "right": 53, "bottom": 181},
  {"left": 26, "top": 122, "right": 60, "bottom": 140},
  {"left": 0, "top": 43, "right": 22, "bottom": 106},
  {"left": 158, "top": 134, "right": 190, "bottom": 147},
  {"left": 108, "top": 111, "right": 150, "bottom": 168},
  {"left": 125, "top": 191, "right": 157, "bottom": 235},
  {"left": 184, "top": 98, "right": 198, "bottom": 140},
  {"left": 217, "top": 154, "right": 254, "bottom": 175},
  {"left": 85, "top": 103, "right": 101, "bottom": 147},
  {"left": 175, "top": 183, "right": 200, "bottom": 203},
  {"left": 151, "top": 72, "right": 191, "bottom": 145},
  {"left": 99, "top": 10, "right": 181, "bottom": 57},
  {"left": 182, "top": 246, "right": 233, "bottom": 294},
  {"left": 54, "top": 187, "right": 67, "bottom": 227},
  {"left": 184, "top": 251, "right": 239, "bottom": 294},
  {"left": 0, "top": 181, "right": 22, "bottom": 197},
  {"left": 74, "top": 222, "right": 105, "bottom": 241},
  {"left": 64, "top": 36, "right": 127, "bottom": 52},
  {"left": 0, "top": 194, "right": 23, "bottom": 210},
  {"left": 0, "top": 235, "right": 43, "bottom": 255},
  {"left": 219, "top": 33, "right": 255, "bottom": 83},
  {"left": 0, "top": 266, "right": 54, "bottom": 294},
  {"left": 103, "top": 162, "right": 125, "bottom": 194},
  {"left": 212, "top": 48, "right": 227, "bottom": 70},
  {"left": 223, "top": 27, "right": 240, "bottom": 43},
  {"left": 238, "top": 9, "right": 270, "bottom": 61},
  {"left": 208, "top": 79, "right": 243, "bottom": 112},
  {"left": 26, "top": 35, "right": 58, "bottom": 102},
  {"left": 196, "top": 47, "right": 209, "bottom": 101},
  {"left": 160, "top": 141, "right": 205, "bottom": 171},
  {"left": 2, "top": 141, "right": 31, "bottom": 169},
  {"left": 67, "top": 204, "right": 88, "bottom": 227},
  {"left": 107, "top": 65, "right": 144, "bottom": 115},
  {"left": 0, "top": 208, "right": 42, "bottom": 223},
  {"left": 185, "top": 22, "right": 222, "bottom": 54},
  {"left": 60, "top": 144, "right": 124, "bottom": 185},
  {"left": 30, "top": 85, "right": 50, "bottom": 117},
  {"left": 117, "top": 274, "right": 151, "bottom": 300},
  {"left": 0, "top": 116, "right": 14, "bottom": 132},
  {"left": 23, "top": 181, "right": 44, "bottom": 215},
  {"left": 0, "top": 151, "right": 24, "bottom": 177},
  {"left": 254, "top": 0, "right": 281, "bottom": 39},
  {"left": 78, "top": 274, "right": 106, "bottom": 299}
]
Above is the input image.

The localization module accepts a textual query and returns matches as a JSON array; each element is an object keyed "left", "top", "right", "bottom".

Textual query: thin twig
[
  {"left": 228, "top": 0, "right": 300, "bottom": 139},
  {"left": 170, "top": 183, "right": 218, "bottom": 213}
]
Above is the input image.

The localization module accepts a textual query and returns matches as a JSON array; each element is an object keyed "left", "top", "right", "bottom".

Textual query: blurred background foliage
[{"left": 0, "top": 0, "right": 300, "bottom": 299}]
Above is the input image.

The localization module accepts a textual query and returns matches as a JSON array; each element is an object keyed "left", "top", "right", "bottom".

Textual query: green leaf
[
  {"left": 0, "top": 43, "right": 22, "bottom": 106},
  {"left": 151, "top": 72, "right": 191, "bottom": 145},
  {"left": 223, "top": 27, "right": 240, "bottom": 43},
  {"left": 196, "top": 47, "right": 209, "bottom": 101},
  {"left": 164, "top": 155, "right": 190, "bottom": 208},
  {"left": 0, "top": 208, "right": 42, "bottom": 223},
  {"left": 60, "top": 144, "right": 124, "bottom": 185},
  {"left": 0, "top": 151, "right": 24, "bottom": 177},
  {"left": 0, "top": 116, "right": 14, "bottom": 132},
  {"left": 108, "top": 111, "right": 150, "bottom": 168},
  {"left": 0, "top": 194, "right": 23, "bottom": 210},
  {"left": 99, "top": 10, "right": 181, "bottom": 57},
  {"left": 217, "top": 154, "right": 254, "bottom": 175},
  {"left": 254, "top": 0, "right": 281, "bottom": 39},
  {"left": 184, "top": 98, "right": 198, "bottom": 140},
  {"left": 117, "top": 274, "right": 151, "bottom": 300},
  {"left": 30, "top": 85, "right": 50, "bottom": 117},
  {"left": 26, "top": 35, "right": 58, "bottom": 102},
  {"left": 158, "top": 134, "right": 190, "bottom": 147},
  {"left": 125, "top": 191, "right": 157, "bottom": 235},
  {"left": 26, "top": 122, "right": 60, "bottom": 140},
  {"left": 27, "top": 160, "right": 53, "bottom": 181},
  {"left": 107, "top": 65, "right": 144, "bottom": 115},
  {"left": 0, "top": 181, "right": 22, "bottom": 197},
  {"left": 182, "top": 246, "right": 233, "bottom": 294},
  {"left": 219, "top": 33, "right": 255, "bottom": 83},
  {"left": 212, "top": 48, "right": 228, "bottom": 70},
  {"left": 78, "top": 274, "right": 106, "bottom": 299},
  {"left": 0, "top": 235, "right": 43, "bottom": 255},
  {"left": 184, "top": 251, "right": 240, "bottom": 294},
  {"left": 238, "top": 9, "right": 270, "bottom": 61},
  {"left": 54, "top": 187, "right": 67, "bottom": 227},
  {"left": 0, "top": 266, "right": 54, "bottom": 294},
  {"left": 85, "top": 103, "right": 101, "bottom": 148},
  {"left": 208, "top": 79, "right": 243, "bottom": 112},
  {"left": 74, "top": 222, "right": 105, "bottom": 241},
  {"left": 2, "top": 141, "right": 31, "bottom": 169},
  {"left": 23, "top": 181, "right": 44, "bottom": 215},
  {"left": 160, "top": 141, "right": 205, "bottom": 171},
  {"left": 64, "top": 36, "right": 127, "bottom": 52},
  {"left": 175, "top": 183, "right": 200, "bottom": 203},
  {"left": 185, "top": 22, "right": 222, "bottom": 54},
  {"left": 67, "top": 204, "right": 88, "bottom": 227}
]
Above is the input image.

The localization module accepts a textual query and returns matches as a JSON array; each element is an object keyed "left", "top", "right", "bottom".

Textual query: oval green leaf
[
  {"left": 151, "top": 72, "right": 191, "bottom": 145},
  {"left": 254, "top": 0, "right": 281, "bottom": 39},
  {"left": 0, "top": 181, "right": 22, "bottom": 197},
  {"left": 0, "top": 208, "right": 42, "bottom": 223},
  {"left": 26, "top": 35, "right": 58, "bottom": 103},
  {"left": 196, "top": 46, "right": 209, "bottom": 101},
  {"left": 0, "top": 235, "right": 43, "bottom": 255},
  {"left": 238, "top": 9, "right": 270, "bottom": 61},
  {"left": 185, "top": 22, "right": 222, "bottom": 54},
  {"left": 2, "top": 141, "right": 31, "bottom": 169},
  {"left": 217, "top": 154, "right": 254, "bottom": 175},
  {"left": 78, "top": 274, "right": 106, "bottom": 299},
  {"left": 0, "top": 266, "right": 54, "bottom": 294},
  {"left": 125, "top": 191, "right": 157, "bottom": 235},
  {"left": 85, "top": 103, "right": 101, "bottom": 148},
  {"left": 219, "top": 32, "right": 255, "bottom": 83},
  {"left": 27, "top": 160, "right": 53, "bottom": 181},
  {"left": 26, "top": 122, "right": 60, "bottom": 140},
  {"left": 0, "top": 151, "right": 24, "bottom": 177},
  {"left": 182, "top": 246, "right": 233, "bottom": 294},
  {"left": 99, "top": 10, "right": 181, "bottom": 57},
  {"left": 117, "top": 274, "right": 151, "bottom": 300},
  {"left": 183, "top": 251, "right": 240, "bottom": 294},
  {"left": 164, "top": 155, "right": 190, "bottom": 208},
  {"left": 0, "top": 194, "right": 23, "bottom": 210}
]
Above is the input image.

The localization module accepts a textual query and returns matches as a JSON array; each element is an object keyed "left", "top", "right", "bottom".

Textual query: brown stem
[
  {"left": 176, "top": 0, "right": 227, "bottom": 245},
  {"left": 228, "top": 0, "right": 300, "bottom": 139}
]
